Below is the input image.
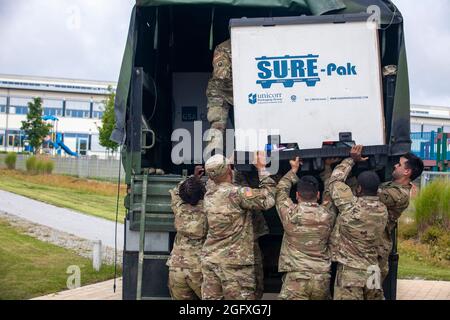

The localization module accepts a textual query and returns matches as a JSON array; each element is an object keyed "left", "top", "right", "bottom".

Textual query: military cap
[{"left": 205, "top": 154, "right": 231, "bottom": 179}]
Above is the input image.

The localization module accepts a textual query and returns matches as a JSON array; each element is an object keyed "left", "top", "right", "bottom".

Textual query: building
[
  {"left": 411, "top": 104, "right": 450, "bottom": 133},
  {"left": 0, "top": 74, "right": 117, "bottom": 158},
  {"left": 1, "top": 74, "right": 449, "bottom": 159}
]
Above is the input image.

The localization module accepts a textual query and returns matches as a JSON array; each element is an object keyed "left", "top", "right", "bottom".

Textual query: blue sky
[{"left": 0, "top": 0, "right": 448, "bottom": 107}]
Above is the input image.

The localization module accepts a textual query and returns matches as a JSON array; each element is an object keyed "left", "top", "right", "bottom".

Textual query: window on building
[
  {"left": 43, "top": 99, "right": 63, "bottom": 117},
  {"left": 411, "top": 123, "right": 422, "bottom": 133},
  {"left": 0, "top": 134, "right": 4, "bottom": 146},
  {"left": 14, "top": 106, "right": 29, "bottom": 115},
  {"left": 0, "top": 96, "right": 6, "bottom": 113},
  {"left": 92, "top": 102, "right": 105, "bottom": 119},
  {"left": 65, "top": 100, "right": 90, "bottom": 118},
  {"left": 9, "top": 97, "right": 32, "bottom": 115}
]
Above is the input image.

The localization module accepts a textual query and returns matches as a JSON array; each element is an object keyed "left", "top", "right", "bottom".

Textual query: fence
[
  {"left": 411, "top": 131, "right": 450, "bottom": 161},
  {"left": 420, "top": 171, "right": 450, "bottom": 189},
  {"left": 0, "top": 154, "right": 125, "bottom": 182}
]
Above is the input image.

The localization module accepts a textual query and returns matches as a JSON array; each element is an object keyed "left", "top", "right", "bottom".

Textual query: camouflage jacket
[
  {"left": 377, "top": 181, "right": 411, "bottom": 256},
  {"left": 206, "top": 39, "right": 233, "bottom": 107},
  {"left": 234, "top": 170, "right": 270, "bottom": 240},
  {"left": 320, "top": 163, "right": 358, "bottom": 214},
  {"left": 378, "top": 181, "right": 411, "bottom": 234},
  {"left": 276, "top": 171, "right": 336, "bottom": 274},
  {"left": 166, "top": 180, "right": 208, "bottom": 271},
  {"left": 202, "top": 171, "right": 276, "bottom": 265},
  {"left": 329, "top": 158, "right": 388, "bottom": 270}
]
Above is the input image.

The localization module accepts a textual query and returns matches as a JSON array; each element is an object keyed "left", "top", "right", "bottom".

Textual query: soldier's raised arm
[
  {"left": 276, "top": 157, "right": 301, "bottom": 224},
  {"left": 237, "top": 152, "right": 276, "bottom": 211},
  {"left": 169, "top": 183, "right": 184, "bottom": 215},
  {"left": 329, "top": 145, "right": 368, "bottom": 212}
]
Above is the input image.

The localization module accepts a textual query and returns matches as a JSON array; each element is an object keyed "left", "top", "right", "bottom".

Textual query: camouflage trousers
[
  {"left": 379, "top": 237, "right": 393, "bottom": 282},
  {"left": 168, "top": 267, "right": 202, "bottom": 300},
  {"left": 201, "top": 261, "right": 256, "bottom": 300},
  {"left": 254, "top": 241, "right": 264, "bottom": 300},
  {"left": 333, "top": 264, "right": 384, "bottom": 300},
  {"left": 279, "top": 272, "right": 331, "bottom": 300}
]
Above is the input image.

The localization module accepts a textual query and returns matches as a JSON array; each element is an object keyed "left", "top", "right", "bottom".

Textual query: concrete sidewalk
[
  {"left": 0, "top": 189, "right": 123, "bottom": 249},
  {"left": 33, "top": 278, "right": 450, "bottom": 300}
]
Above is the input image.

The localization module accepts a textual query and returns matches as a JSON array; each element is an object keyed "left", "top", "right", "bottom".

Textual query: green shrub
[
  {"left": 421, "top": 226, "right": 443, "bottom": 244},
  {"left": 36, "top": 160, "right": 46, "bottom": 174},
  {"left": 26, "top": 156, "right": 38, "bottom": 174},
  {"left": 399, "top": 222, "right": 419, "bottom": 240},
  {"left": 43, "top": 159, "right": 54, "bottom": 174},
  {"left": 5, "top": 153, "right": 17, "bottom": 170},
  {"left": 414, "top": 178, "right": 450, "bottom": 231}
]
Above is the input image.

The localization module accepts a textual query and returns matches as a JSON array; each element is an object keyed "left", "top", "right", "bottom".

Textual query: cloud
[
  {"left": 0, "top": 0, "right": 134, "bottom": 81},
  {"left": 0, "top": 0, "right": 449, "bottom": 108},
  {"left": 393, "top": 0, "right": 450, "bottom": 107}
]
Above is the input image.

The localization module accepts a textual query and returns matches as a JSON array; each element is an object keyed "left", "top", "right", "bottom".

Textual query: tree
[
  {"left": 98, "top": 86, "right": 119, "bottom": 153},
  {"left": 21, "top": 97, "right": 51, "bottom": 154}
]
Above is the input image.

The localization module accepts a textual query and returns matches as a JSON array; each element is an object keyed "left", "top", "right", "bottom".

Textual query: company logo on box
[
  {"left": 255, "top": 54, "right": 357, "bottom": 89},
  {"left": 247, "top": 92, "right": 283, "bottom": 105}
]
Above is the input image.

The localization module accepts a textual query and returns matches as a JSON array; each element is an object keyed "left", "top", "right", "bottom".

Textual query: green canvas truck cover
[{"left": 112, "top": 0, "right": 409, "bottom": 155}]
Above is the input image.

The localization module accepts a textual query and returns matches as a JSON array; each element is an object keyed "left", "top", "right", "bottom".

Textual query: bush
[
  {"left": 5, "top": 153, "right": 17, "bottom": 170},
  {"left": 36, "top": 160, "right": 46, "bottom": 174},
  {"left": 399, "top": 222, "right": 419, "bottom": 240},
  {"left": 421, "top": 226, "right": 444, "bottom": 244},
  {"left": 43, "top": 159, "right": 54, "bottom": 174},
  {"left": 414, "top": 178, "right": 450, "bottom": 231},
  {"left": 26, "top": 156, "right": 38, "bottom": 174}
]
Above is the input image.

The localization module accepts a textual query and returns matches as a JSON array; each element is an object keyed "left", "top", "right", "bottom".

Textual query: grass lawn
[
  {"left": 0, "top": 219, "right": 121, "bottom": 300},
  {"left": 398, "top": 254, "right": 450, "bottom": 281},
  {"left": 0, "top": 169, "right": 126, "bottom": 222}
]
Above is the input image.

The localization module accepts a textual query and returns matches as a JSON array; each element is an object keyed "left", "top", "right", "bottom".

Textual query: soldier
[
  {"left": 167, "top": 166, "right": 208, "bottom": 300},
  {"left": 201, "top": 152, "right": 276, "bottom": 300},
  {"left": 234, "top": 170, "right": 269, "bottom": 300},
  {"left": 329, "top": 145, "right": 388, "bottom": 300},
  {"left": 276, "top": 157, "right": 336, "bottom": 300},
  {"left": 206, "top": 39, "right": 233, "bottom": 150},
  {"left": 378, "top": 152, "right": 424, "bottom": 281}
]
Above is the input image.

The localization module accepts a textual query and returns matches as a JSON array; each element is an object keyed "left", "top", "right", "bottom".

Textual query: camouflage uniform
[
  {"left": 328, "top": 158, "right": 388, "bottom": 300},
  {"left": 234, "top": 170, "right": 269, "bottom": 300},
  {"left": 320, "top": 163, "right": 358, "bottom": 214},
  {"left": 377, "top": 181, "right": 411, "bottom": 280},
  {"left": 276, "top": 171, "right": 336, "bottom": 300},
  {"left": 201, "top": 166, "right": 275, "bottom": 300},
  {"left": 167, "top": 180, "right": 208, "bottom": 300},
  {"left": 206, "top": 39, "right": 233, "bottom": 149}
]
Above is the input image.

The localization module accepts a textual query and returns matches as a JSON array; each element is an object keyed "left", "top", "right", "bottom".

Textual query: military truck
[{"left": 112, "top": 0, "right": 411, "bottom": 300}]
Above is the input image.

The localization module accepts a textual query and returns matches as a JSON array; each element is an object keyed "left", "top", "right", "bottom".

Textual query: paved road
[{"left": 0, "top": 189, "right": 124, "bottom": 249}]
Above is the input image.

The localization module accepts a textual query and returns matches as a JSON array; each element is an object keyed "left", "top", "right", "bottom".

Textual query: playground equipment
[
  {"left": 42, "top": 115, "right": 78, "bottom": 157},
  {"left": 411, "top": 128, "right": 449, "bottom": 172}
]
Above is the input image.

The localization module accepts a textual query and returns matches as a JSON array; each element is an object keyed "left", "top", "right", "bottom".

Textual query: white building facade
[
  {"left": 411, "top": 104, "right": 450, "bottom": 133},
  {"left": 0, "top": 74, "right": 117, "bottom": 159}
]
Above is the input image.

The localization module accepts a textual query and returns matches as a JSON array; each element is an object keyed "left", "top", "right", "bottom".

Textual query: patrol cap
[{"left": 205, "top": 154, "right": 231, "bottom": 179}]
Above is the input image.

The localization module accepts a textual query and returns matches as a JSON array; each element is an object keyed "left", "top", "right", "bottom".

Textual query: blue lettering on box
[{"left": 255, "top": 54, "right": 357, "bottom": 89}]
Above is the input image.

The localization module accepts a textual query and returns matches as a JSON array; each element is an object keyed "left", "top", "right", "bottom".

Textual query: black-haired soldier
[
  {"left": 378, "top": 152, "right": 424, "bottom": 282},
  {"left": 167, "top": 166, "right": 208, "bottom": 300},
  {"left": 275, "top": 157, "right": 336, "bottom": 300},
  {"left": 329, "top": 146, "right": 388, "bottom": 300}
]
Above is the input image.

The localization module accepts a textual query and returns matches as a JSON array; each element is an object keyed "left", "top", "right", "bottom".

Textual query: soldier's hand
[
  {"left": 194, "top": 166, "right": 205, "bottom": 179},
  {"left": 253, "top": 151, "right": 267, "bottom": 171},
  {"left": 350, "top": 145, "right": 369, "bottom": 162},
  {"left": 290, "top": 157, "right": 302, "bottom": 174}
]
